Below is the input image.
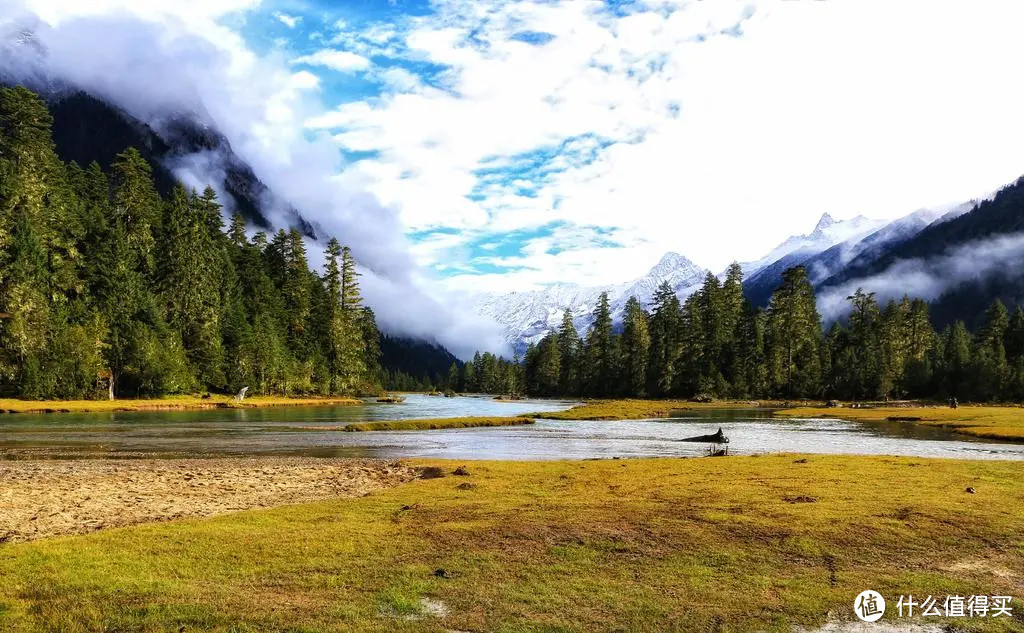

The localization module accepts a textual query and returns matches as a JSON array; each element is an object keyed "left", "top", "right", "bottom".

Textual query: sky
[{"left": 3, "top": 0, "right": 1024, "bottom": 354}]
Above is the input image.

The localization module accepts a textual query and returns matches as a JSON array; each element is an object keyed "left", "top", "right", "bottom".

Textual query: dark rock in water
[{"left": 680, "top": 427, "right": 729, "bottom": 443}]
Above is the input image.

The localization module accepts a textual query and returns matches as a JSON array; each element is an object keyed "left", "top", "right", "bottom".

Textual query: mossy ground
[{"left": 1, "top": 455, "right": 1021, "bottom": 632}]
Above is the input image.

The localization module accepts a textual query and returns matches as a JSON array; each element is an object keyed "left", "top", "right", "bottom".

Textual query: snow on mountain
[
  {"left": 475, "top": 252, "right": 708, "bottom": 353},
  {"left": 477, "top": 199, "right": 989, "bottom": 353},
  {"left": 740, "top": 212, "right": 888, "bottom": 278}
]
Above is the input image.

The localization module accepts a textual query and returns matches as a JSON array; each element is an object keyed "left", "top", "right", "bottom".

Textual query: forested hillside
[
  {"left": 496, "top": 264, "right": 1024, "bottom": 403},
  {"left": 0, "top": 86, "right": 381, "bottom": 399},
  {"left": 819, "top": 176, "right": 1024, "bottom": 329}
]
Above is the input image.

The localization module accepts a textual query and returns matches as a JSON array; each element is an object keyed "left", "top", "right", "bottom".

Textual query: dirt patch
[{"left": 0, "top": 457, "right": 415, "bottom": 543}]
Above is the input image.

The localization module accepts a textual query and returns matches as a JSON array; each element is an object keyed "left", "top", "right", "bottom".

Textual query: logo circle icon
[{"left": 854, "top": 590, "right": 886, "bottom": 622}]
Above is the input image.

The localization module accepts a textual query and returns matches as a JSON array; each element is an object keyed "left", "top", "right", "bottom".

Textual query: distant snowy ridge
[
  {"left": 475, "top": 252, "right": 708, "bottom": 353},
  {"left": 476, "top": 196, "right": 988, "bottom": 353}
]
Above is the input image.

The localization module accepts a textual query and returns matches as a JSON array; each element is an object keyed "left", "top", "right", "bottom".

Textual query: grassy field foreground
[
  {"left": 0, "top": 395, "right": 362, "bottom": 414},
  {"left": 778, "top": 405, "right": 1024, "bottom": 441},
  {"left": 1, "top": 455, "right": 1022, "bottom": 632}
]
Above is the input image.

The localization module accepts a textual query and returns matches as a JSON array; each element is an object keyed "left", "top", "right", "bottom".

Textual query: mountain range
[
  {"left": 475, "top": 252, "right": 708, "bottom": 355},
  {"left": 476, "top": 188, "right": 1004, "bottom": 352}
]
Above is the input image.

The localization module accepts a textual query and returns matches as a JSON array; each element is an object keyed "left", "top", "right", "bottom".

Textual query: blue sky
[
  {"left": 214, "top": 0, "right": 766, "bottom": 290},
  {"left": 204, "top": 0, "right": 1024, "bottom": 296},
  {"left": 11, "top": 0, "right": 1024, "bottom": 300}
]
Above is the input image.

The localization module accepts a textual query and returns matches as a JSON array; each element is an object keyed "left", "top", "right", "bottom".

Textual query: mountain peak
[
  {"left": 644, "top": 251, "right": 701, "bottom": 279},
  {"left": 813, "top": 212, "right": 836, "bottom": 233}
]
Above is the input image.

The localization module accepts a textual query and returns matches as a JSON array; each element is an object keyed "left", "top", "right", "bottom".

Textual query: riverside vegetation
[{"left": 1, "top": 456, "right": 1022, "bottom": 632}]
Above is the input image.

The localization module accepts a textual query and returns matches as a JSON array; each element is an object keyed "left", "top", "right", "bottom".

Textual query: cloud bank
[{"left": 817, "top": 232, "right": 1024, "bottom": 322}]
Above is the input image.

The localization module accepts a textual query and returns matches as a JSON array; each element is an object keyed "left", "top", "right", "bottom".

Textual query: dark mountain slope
[
  {"left": 817, "top": 176, "right": 1024, "bottom": 328},
  {"left": 822, "top": 177, "right": 1024, "bottom": 287},
  {"left": 380, "top": 335, "right": 460, "bottom": 383}
]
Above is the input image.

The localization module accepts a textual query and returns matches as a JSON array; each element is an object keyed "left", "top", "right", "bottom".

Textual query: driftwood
[
  {"left": 680, "top": 427, "right": 729, "bottom": 444},
  {"left": 235, "top": 386, "right": 249, "bottom": 402}
]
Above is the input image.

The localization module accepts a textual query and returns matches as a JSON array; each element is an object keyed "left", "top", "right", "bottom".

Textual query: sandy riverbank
[{"left": 0, "top": 457, "right": 415, "bottom": 543}]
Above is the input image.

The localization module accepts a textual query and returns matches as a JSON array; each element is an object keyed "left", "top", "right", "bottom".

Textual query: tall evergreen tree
[
  {"left": 620, "top": 297, "right": 650, "bottom": 396},
  {"left": 556, "top": 308, "right": 581, "bottom": 395},
  {"left": 765, "top": 266, "right": 821, "bottom": 397}
]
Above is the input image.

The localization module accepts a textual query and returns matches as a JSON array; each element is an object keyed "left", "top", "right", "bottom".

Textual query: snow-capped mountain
[
  {"left": 475, "top": 252, "right": 708, "bottom": 353},
  {"left": 741, "top": 213, "right": 887, "bottom": 276},
  {"left": 742, "top": 201, "right": 982, "bottom": 307},
  {"left": 739, "top": 213, "right": 888, "bottom": 306}
]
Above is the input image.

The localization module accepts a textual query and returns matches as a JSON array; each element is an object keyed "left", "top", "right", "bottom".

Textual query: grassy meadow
[
  {"left": 778, "top": 405, "right": 1024, "bottom": 441},
  {"left": 0, "top": 395, "right": 362, "bottom": 414},
  {"left": 1, "top": 455, "right": 1022, "bottom": 632},
  {"left": 531, "top": 398, "right": 773, "bottom": 420},
  {"left": 337, "top": 416, "right": 535, "bottom": 432}
]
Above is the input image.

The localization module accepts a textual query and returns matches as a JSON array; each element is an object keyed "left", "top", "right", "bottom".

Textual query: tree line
[
  {"left": 0, "top": 86, "right": 381, "bottom": 399},
  {"left": 496, "top": 264, "right": 1024, "bottom": 402}
]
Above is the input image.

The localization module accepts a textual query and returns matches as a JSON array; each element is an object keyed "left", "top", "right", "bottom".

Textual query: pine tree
[
  {"left": 647, "top": 281, "right": 681, "bottom": 396},
  {"left": 974, "top": 300, "right": 1009, "bottom": 400},
  {"left": 765, "top": 266, "right": 821, "bottom": 397},
  {"left": 844, "top": 289, "right": 882, "bottom": 399},
  {"left": 556, "top": 308, "right": 581, "bottom": 395},
  {"left": 583, "top": 292, "right": 615, "bottom": 395},
  {"left": 160, "top": 186, "right": 224, "bottom": 388},
  {"left": 620, "top": 297, "right": 650, "bottom": 396}
]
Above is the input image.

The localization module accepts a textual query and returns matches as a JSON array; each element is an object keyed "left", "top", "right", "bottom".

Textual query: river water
[{"left": 1, "top": 394, "right": 1022, "bottom": 460}]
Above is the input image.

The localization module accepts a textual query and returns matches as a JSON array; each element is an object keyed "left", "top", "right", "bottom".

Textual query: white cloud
[
  {"left": 291, "top": 48, "right": 371, "bottom": 72},
  {"left": 276, "top": 12, "right": 301, "bottom": 28},
  {"left": 312, "top": 0, "right": 1024, "bottom": 293}
]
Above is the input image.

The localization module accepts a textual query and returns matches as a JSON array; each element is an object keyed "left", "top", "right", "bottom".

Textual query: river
[{"left": 1, "top": 394, "right": 1022, "bottom": 460}]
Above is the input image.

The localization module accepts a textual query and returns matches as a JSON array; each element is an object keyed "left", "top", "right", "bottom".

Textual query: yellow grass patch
[
  {"left": 777, "top": 405, "right": 1024, "bottom": 441},
  {"left": 534, "top": 398, "right": 781, "bottom": 420},
  {"left": 0, "top": 394, "right": 361, "bottom": 414},
  {"left": 335, "top": 416, "right": 535, "bottom": 431}
]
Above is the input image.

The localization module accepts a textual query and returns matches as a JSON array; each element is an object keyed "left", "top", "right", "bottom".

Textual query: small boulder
[
  {"left": 965, "top": 487, "right": 976, "bottom": 494},
  {"left": 418, "top": 466, "right": 445, "bottom": 479},
  {"left": 452, "top": 466, "right": 471, "bottom": 476}
]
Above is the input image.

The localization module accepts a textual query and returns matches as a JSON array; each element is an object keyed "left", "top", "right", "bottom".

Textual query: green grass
[
  {"left": 778, "top": 405, "right": 1024, "bottom": 441},
  {"left": 338, "top": 416, "right": 535, "bottom": 431},
  {"left": 0, "top": 395, "right": 362, "bottom": 414},
  {"left": 2, "top": 455, "right": 1022, "bottom": 632}
]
